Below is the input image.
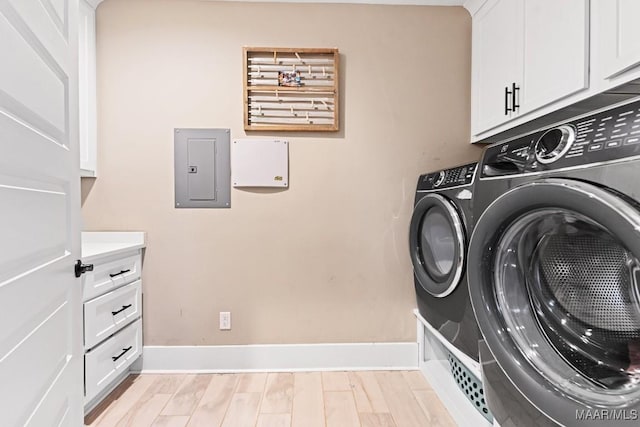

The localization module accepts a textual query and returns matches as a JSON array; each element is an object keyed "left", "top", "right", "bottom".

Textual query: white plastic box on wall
[{"left": 232, "top": 139, "right": 289, "bottom": 187}]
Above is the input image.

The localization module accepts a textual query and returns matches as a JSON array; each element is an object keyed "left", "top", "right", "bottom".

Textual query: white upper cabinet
[
  {"left": 593, "top": 0, "right": 640, "bottom": 82},
  {"left": 472, "top": 0, "right": 523, "bottom": 134},
  {"left": 521, "top": 0, "right": 589, "bottom": 113},
  {"left": 79, "top": 0, "right": 97, "bottom": 177},
  {"left": 471, "top": 0, "right": 589, "bottom": 137}
]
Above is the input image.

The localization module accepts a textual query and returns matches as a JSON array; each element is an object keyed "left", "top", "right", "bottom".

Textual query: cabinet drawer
[
  {"left": 85, "top": 319, "right": 142, "bottom": 403},
  {"left": 84, "top": 280, "right": 142, "bottom": 349},
  {"left": 83, "top": 252, "right": 141, "bottom": 301}
]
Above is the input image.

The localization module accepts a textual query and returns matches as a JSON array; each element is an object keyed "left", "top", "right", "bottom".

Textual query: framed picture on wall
[{"left": 243, "top": 47, "right": 339, "bottom": 132}]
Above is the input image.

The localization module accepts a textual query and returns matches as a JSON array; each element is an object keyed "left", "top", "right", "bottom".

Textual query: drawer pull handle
[
  {"left": 112, "top": 304, "right": 133, "bottom": 316},
  {"left": 109, "top": 269, "right": 131, "bottom": 278},
  {"left": 112, "top": 346, "right": 133, "bottom": 362}
]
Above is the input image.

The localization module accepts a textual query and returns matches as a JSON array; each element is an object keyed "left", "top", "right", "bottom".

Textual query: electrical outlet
[{"left": 219, "top": 311, "right": 231, "bottom": 330}]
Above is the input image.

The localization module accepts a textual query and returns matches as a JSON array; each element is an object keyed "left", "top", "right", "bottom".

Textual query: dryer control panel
[
  {"left": 417, "top": 163, "right": 477, "bottom": 191},
  {"left": 480, "top": 99, "right": 640, "bottom": 178}
]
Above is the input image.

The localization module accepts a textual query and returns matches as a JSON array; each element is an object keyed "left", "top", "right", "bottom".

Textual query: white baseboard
[{"left": 135, "top": 342, "right": 418, "bottom": 373}]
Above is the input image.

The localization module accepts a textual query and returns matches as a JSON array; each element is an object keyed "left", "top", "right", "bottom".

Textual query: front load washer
[
  {"left": 409, "top": 162, "right": 480, "bottom": 362},
  {"left": 469, "top": 98, "right": 640, "bottom": 426}
]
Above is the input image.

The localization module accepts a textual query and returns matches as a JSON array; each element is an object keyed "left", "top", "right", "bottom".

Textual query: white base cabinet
[{"left": 81, "top": 232, "right": 146, "bottom": 412}]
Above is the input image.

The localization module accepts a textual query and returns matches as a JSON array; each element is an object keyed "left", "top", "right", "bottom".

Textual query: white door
[
  {"left": 0, "top": 0, "right": 83, "bottom": 425},
  {"left": 520, "top": 0, "right": 589, "bottom": 114},
  {"left": 471, "top": 0, "right": 523, "bottom": 136},
  {"left": 594, "top": 0, "right": 640, "bottom": 80}
]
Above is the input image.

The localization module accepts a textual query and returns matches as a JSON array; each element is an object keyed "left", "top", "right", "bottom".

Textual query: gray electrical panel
[{"left": 174, "top": 128, "right": 230, "bottom": 208}]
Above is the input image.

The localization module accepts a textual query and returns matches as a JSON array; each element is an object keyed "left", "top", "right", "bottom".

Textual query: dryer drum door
[
  {"left": 469, "top": 178, "right": 640, "bottom": 424},
  {"left": 410, "top": 193, "right": 466, "bottom": 298}
]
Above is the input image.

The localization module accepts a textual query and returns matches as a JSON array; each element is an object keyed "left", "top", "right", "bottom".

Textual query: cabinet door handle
[
  {"left": 112, "top": 346, "right": 133, "bottom": 362},
  {"left": 109, "top": 269, "right": 131, "bottom": 278},
  {"left": 512, "top": 82, "right": 520, "bottom": 112},
  {"left": 112, "top": 304, "right": 133, "bottom": 316},
  {"left": 504, "top": 86, "right": 513, "bottom": 115}
]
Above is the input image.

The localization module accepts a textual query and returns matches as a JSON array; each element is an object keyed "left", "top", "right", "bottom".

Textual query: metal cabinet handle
[
  {"left": 512, "top": 82, "right": 520, "bottom": 112},
  {"left": 111, "top": 304, "right": 132, "bottom": 316},
  {"left": 112, "top": 346, "right": 133, "bottom": 362},
  {"left": 504, "top": 86, "right": 513, "bottom": 115},
  {"left": 109, "top": 269, "right": 131, "bottom": 278}
]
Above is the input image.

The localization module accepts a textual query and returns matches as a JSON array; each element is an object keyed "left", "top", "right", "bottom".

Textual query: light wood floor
[{"left": 85, "top": 371, "right": 456, "bottom": 427}]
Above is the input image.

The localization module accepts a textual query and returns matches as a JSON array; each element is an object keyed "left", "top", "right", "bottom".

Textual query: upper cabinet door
[
  {"left": 79, "top": 0, "right": 97, "bottom": 177},
  {"left": 594, "top": 0, "right": 640, "bottom": 80},
  {"left": 471, "top": 0, "right": 524, "bottom": 135},
  {"left": 520, "top": 0, "right": 589, "bottom": 113}
]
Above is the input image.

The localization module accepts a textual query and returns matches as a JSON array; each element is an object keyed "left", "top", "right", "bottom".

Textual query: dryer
[
  {"left": 409, "top": 162, "right": 480, "bottom": 362},
  {"left": 469, "top": 99, "right": 640, "bottom": 426}
]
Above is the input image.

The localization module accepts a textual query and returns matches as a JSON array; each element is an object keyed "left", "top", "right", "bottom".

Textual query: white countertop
[{"left": 82, "top": 231, "right": 146, "bottom": 262}]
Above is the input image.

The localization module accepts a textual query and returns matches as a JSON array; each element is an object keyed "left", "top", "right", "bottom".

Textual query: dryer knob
[
  {"left": 534, "top": 125, "right": 576, "bottom": 164},
  {"left": 434, "top": 171, "right": 446, "bottom": 187}
]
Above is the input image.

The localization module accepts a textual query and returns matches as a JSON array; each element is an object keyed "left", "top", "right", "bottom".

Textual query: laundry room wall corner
[{"left": 80, "top": 0, "right": 481, "bottom": 348}]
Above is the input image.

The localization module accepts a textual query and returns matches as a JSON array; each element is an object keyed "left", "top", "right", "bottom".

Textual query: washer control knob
[
  {"left": 534, "top": 125, "right": 576, "bottom": 164},
  {"left": 434, "top": 171, "right": 446, "bottom": 187}
]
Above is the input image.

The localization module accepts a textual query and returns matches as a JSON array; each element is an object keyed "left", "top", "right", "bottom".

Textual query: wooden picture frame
[{"left": 243, "top": 47, "right": 339, "bottom": 132}]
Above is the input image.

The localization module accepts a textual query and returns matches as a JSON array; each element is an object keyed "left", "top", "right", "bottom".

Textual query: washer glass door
[
  {"left": 497, "top": 209, "right": 640, "bottom": 390},
  {"left": 469, "top": 178, "right": 640, "bottom": 423},
  {"left": 410, "top": 194, "right": 465, "bottom": 298},
  {"left": 420, "top": 208, "right": 456, "bottom": 278}
]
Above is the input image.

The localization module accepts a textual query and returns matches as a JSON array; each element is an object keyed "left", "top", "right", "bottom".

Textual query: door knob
[{"left": 75, "top": 260, "right": 94, "bottom": 278}]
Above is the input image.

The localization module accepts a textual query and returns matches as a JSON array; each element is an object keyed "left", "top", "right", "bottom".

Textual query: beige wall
[{"left": 81, "top": 0, "right": 481, "bottom": 345}]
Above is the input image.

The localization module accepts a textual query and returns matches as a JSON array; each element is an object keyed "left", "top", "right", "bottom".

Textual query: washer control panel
[
  {"left": 534, "top": 125, "right": 576, "bottom": 164},
  {"left": 418, "top": 163, "right": 477, "bottom": 191},
  {"left": 480, "top": 99, "right": 640, "bottom": 178}
]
